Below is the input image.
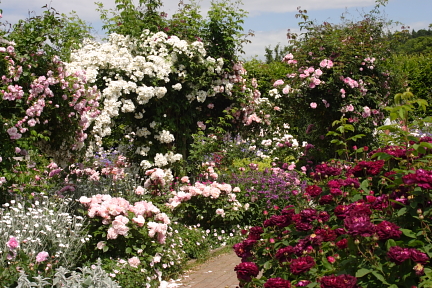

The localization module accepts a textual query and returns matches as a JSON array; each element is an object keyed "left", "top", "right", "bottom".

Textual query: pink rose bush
[
  {"left": 167, "top": 180, "right": 247, "bottom": 229},
  {"left": 80, "top": 194, "right": 169, "bottom": 244}
]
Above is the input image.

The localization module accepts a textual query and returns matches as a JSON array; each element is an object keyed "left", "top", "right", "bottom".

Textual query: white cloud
[
  {"left": 241, "top": 28, "right": 300, "bottom": 60},
  {"left": 242, "top": 0, "right": 375, "bottom": 16},
  {"left": 2, "top": 0, "right": 376, "bottom": 24}
]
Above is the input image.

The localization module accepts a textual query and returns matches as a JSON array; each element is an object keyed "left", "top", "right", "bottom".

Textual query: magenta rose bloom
[
  {"left": 334, "top": 205, "right": 350, "bottom": 219},
  {"left": 305, "top": 185, "right": 322, "bottom": 197},
  {"left": 387, "top": 246, "right": 411, "bottom": 264},
  {"left": 295, "top": 221, "right": 313, "bottom": 231},
  {"left": 319, "top": 195, "right": 334, "bottom": 205},
  {"left": 341, "top": 177, "right": 360, "bottom": 188},
  {"left": 290, "top": 256, "right": 315, "bottom": 275},
  {"left": 300, "top": 208, "right": 318, "bottom": 222},
  {"left": 320, "top": 274, "right": 357, "bottom": 288},
  {"left": 335, "top": 238, "right": 348, "bottom": 249},
  {"left": 410, "top": 248, "right": 429, "bottom": 264},
  {"left": 344, "top": 213, "right": 375, "bottom": 237},
  {"left": 264, "top": 277, "right": 291, "bottom": 288},
  {"left": 248, "top": 226, "right": 264, "bottom": 240},
  {"left": 264, "top": 215, "right": 291, "bottom": 228},
  {"left": 375, "top": 221, "right": 402, "bottom": 240},
  {"left": 315, "top": 228, "right": 337, "bottom": 242},
  {"left": 275, "top": 246, "right": 295, "bottom": 263},
  {"left": 234, "top": 262, "right": 259, "bottom": 282},
  {"left": 327, "top": 179, "right": 342, "bottom": 188},
  {"left": 314, "top": 163, "right": 341, "bottom": 179},
  {"left": 318, "top": 211, "right": 330, "bottom": 222},
  {"left": 282, "top": 205, "right": 296, "bottom": 217},
  {"left": 350, "top": 160, "right": 385, "bottom": 177}
]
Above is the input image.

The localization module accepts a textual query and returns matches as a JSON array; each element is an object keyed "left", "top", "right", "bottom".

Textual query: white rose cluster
[
  {"left": 67, "top": 31, "right": 226, "bottom": 169},
  {"left": 155, "top": 130, "right": 175, "bottom": 144}
]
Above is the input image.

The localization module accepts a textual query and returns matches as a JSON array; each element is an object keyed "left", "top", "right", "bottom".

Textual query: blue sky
[{"left": 1, "top": 0, "right": 431, "bottom": 59}]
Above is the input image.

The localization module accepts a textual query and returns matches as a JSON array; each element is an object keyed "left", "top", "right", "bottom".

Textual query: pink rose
[
  {"left": 128, "top": 256, "right": 141, "bottom": 268},
  {"left": 36, "top": 251, "right": 49, "bottom": 263}
]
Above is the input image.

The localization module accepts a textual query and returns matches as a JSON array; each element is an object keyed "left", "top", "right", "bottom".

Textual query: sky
[{"left": 1, "top": 0, "right": 431, "bottom": 60}]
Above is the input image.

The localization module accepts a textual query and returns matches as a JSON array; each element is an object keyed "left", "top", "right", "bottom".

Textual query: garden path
[{"left": 176, "top": 250, "right": 240, "bottom": 288}]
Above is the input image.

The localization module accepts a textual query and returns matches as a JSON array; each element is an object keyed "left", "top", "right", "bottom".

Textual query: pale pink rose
[
  {"left": 310, "top": 102, "right": 317, "bottom": 109},
  {"left": 36, "top": 251, "right": 49, "bottom": 263},
  {"left": 180, "top": 176, "right": 189, "bottom": 183},
  {"left": 132, "top": 215, "right": 145, "bottom": 227},
  {"left": 107, "top": 227, "right": 119, "bottom": 239},
  {"left": 79, "top": 196, "right": 92, "bottom": 206},
  {"left": 209, "top": 172, "right": 218, "bottom": 180},
  {"left": 115, "top": 225, "right": 129, "bottom": 236},
  {"left": 282, "top": 53, "right": 294, "bottom": 62},
  {"left": 233, "top": 187, "right": 241, "bottom": 193},
  {"left": 135, "top": 186, "right": 145, "bottom": 195},
  {"left": 207, "top": 103, "right": 214, "bottom": 109},
  {"left": 96, "top": 241, "right": 106, "bottom": 250},
  {"left": 282, "top": 85, "right": 291, "bottom": 94},
  {"left": 7, "top": 236, "right": 19, "bottom": 250},
  {"left": 128, "top": 256, "right": 141, "bottom": 268},
  {"left": 210, "top": 187, "right": 221, "bottom": 198},
  {"left": 219, "top": 183, "right": 232, "bottom": 193},
  {"left": 197, "top": 121, "right": 206, "bottom": 130},
  {"left": 216, "top": 209, "right": 225, "bottom": 217},
  {"left": 188, "top": 186, "right": 201, "bottom": 196},
  {"left": 273, "top": 79, "right": 284, "bottom": 87},
  {"left": 147, "top": 222, "right": 168, "bottom": 243},
  {"left": 154, "top": 213, "right": 171, "bottom": 224},
  {"left": 176, "top": 191, "right": 192, "bottom": 201},
  {"left": 202, "top": 186, "right": 211, "bottom": 197}
]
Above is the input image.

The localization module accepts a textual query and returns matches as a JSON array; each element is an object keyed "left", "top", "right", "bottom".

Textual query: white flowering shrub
[{"left": 67, "top": 31, "right": 228, "bottom": 169}]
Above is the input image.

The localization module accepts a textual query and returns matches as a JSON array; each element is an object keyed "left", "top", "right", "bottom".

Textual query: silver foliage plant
[
  {"left": 0, "top": 194, "right": 91, "bottom": 269},
  {"left": 16, "top": 259, "right": 121, "bottom": 288}
]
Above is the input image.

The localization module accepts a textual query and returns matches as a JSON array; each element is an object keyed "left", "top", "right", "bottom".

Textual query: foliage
[
  {"left": 2, "top": 6, "right": 93, "bottom": 62},
  {"left": 96, "top": 0, "right": 166, "bottom": 37},
  {"left": 263, "top": 7, "right": 405, "bottom": 163},
  {"left": 389, "top": 54, "right": 432, "bottom": 117}
]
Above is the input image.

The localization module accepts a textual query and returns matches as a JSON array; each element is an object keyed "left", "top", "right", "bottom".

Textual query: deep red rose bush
[{"left": 234, "top": 136, "right": 432, "bottom": 287}]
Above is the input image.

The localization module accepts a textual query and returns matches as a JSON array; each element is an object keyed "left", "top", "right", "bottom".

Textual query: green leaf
[
  {"left": 356, "top": 268, "right": 372, "bottom": 277},
  {"left": 360, "top": 180, "right": 370, "bottom": 193},
  {"left": 372, "top": 271, "right": 389, "bottom": 284},
  {"left": 397, "top": 207, "right": 407, "bottom": 216},
  {"left": 408, "top": 240, "right": 424, "bottom": 247},
  {"left": 401, "top": 228, "right": 416, "bottom": 238},
  {"left": 263, "top": 261, "right": 272, "bottom": 270},
  {"left": 386, "top": 239, "right": 397, "bottom": 250},
  {"left": 372, "top": 152, "right": 392, "bottom": 160}
]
